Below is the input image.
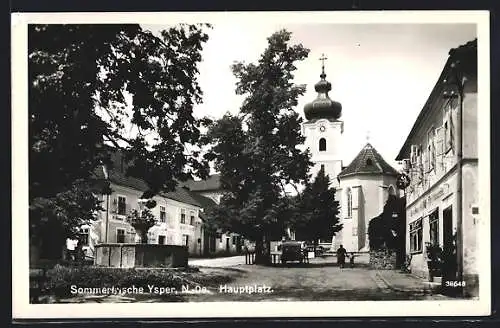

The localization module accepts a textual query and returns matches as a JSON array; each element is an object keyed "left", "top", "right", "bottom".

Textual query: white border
[{"left": 12, "top": 11, "right": 491, "bottom": 319}]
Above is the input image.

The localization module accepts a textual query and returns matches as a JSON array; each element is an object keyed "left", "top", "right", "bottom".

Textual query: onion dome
[{"left": 304, "top": 55, "right": 342, "bottom": 121}]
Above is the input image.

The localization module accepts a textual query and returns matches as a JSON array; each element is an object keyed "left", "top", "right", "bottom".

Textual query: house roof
[
  {"left": 94, "top": 147, "right": 215, "bottom": 209},
  {"left": 182, "top": 174, "right": 221, "bottom": 192},
  {"left": 395, "top": 38, "right": 477, "bottom": 160},
  {"left": 338, "top": 143, "right": 399, "bottom": 178}
]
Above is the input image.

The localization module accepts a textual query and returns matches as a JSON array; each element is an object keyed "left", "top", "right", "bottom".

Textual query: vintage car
[{"left": 280, "top": 241, "right": 306, "bottom": 264}]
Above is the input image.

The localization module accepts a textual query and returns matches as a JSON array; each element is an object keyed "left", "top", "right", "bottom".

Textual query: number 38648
[{"left": 445, "top": 281, "right": 466, "bottom": 287}]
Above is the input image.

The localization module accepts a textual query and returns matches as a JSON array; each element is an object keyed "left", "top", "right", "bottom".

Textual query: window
[
  {"left": 232, "top": 236, "right": 237, "bottom": 245},
  {"left": 319, "top": 138, "right": 326, "bottom": 151},
  {"left": 366, "top": 158, "right": 373, "bottom": 166},
  {"left": 190, "top": 211, "right": 195, "bottom": 225},
  {"left": 79, "top": 227, "right": 89, "bottom": 246},
  {"left": 409, "top": 218, "right": 423, "bottom": 253},
  {"left": 182, "top": 234, "right": 189, "bottom": 247},
  {"left": 429, "top": 210, "right": 439, "bottom": 246},
  {"left": 180, "top": 209, "right": 186, "bottom": 224},
  {"left": 116, "top": 228, "right": 125, "bottom": 243},
  {"left": 158, "top": 235, "right": 166, "bottom": 245},
  {"left": 346, "top": 188, "right": 352, "bottom": 218},
  {"left": 160, "top": 206, "right": 166, "bottom": 223},
  {"left": 320, "top": 164, "right": 325, "bottom": 172},
  {"left": 117, "top": 196, "right": 127, "bottom": 215}
]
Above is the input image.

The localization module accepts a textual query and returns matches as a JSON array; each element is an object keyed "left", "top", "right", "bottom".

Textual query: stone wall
[
  {"left": 369, "top": 249, "right": 397, "bottom": 270},
  {"left": 95, "top": 243, "right": 188, "bottom": 268}
]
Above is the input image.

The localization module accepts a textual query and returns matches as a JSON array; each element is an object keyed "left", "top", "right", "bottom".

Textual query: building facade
[
  {"left": 182, "top": 174, "right": 247, "bottom": 255},
  {"left": 335, "top": 144, "right": 399, "bottom": 252},
  {"left": 395, "top": 39, "right": 478, "bottom": 297},
  {"left": 301, "top": 59, "right": 399, "bottom": 251},
  {"left": 302, "top": 59, "right": 344, "bottom": 188}
]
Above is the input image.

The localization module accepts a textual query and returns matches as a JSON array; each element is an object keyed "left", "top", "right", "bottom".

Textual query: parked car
[{"left": 280, "top": 241, "right": 306, "bottom": 264}]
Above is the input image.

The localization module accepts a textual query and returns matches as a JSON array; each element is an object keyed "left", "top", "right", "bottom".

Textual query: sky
[{"left": 141, "top": 22, "right": 477, "bottom": 170}]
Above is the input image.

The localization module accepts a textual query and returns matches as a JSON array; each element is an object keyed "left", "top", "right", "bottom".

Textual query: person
[
  {"left": 336, "top": 244, "right": 347, "bottom": 268},
  {"left": 65, "top": 237, "right": 78, "bottom": 262},
  {"left": 349, "top": 252, "right": 356, "bottom": 268}
]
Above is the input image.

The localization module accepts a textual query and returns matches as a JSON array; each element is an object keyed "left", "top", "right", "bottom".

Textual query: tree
[
  {"left": 368, "top": 194, "right": 404, "bottom": 251},
  {"left": 293, "top": 167, "right": 342, "bottom": 251},
  {"left": 203, "top": 30, "right": 312, "bottom": 264},
  {"left": 29, "top": 24, "right": 212, "bottom": 253},
  {"left": 126, "top": 207, "right": 157, "bottom": 244}
]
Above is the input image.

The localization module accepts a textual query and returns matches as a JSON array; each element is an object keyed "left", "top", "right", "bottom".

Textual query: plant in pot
[{"left": 425, "top": 242, "right": 443, "bottom": 282}]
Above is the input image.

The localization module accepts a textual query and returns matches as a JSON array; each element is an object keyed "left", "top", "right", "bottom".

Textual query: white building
[
  {"left": 79, "top": 150, "right": 219, "bottom": 259},
  {"left": 395, "top": 39, "right": 478, "bottom": 297},
  {"left": 301, "top": 59, "right": 399, "bottom": 251}
]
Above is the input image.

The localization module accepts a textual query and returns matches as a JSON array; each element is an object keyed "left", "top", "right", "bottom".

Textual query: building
[
  {"left": 79, "top": 150, "right": 223, "bottom": 259},
  {"left": 395, "top": 39, "right": 478, "bottom": 296},
  {"left": 302, "top": 56, "right": 344, "bottom": 188},
  {"left": 301, "top": 57, "right": 399, "bottom": 251},
  {"left": 335, "top": 143, "right": 398, "bottom": 252},
  {"left": 182, "top": 174, "right": 246, "bottom": 255}
]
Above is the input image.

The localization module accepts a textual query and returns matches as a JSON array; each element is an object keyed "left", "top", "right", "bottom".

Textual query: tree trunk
[
  {"left": 141, "top": 230, "right": 148, "bottom": 244},
  {"left": 313, "top": 239, "right": 318, "bottom": 254}
]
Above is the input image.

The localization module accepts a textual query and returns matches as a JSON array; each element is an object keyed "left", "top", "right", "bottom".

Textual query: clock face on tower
[{"left": 319, "top": 125, "right": 326, "bottom": 132}]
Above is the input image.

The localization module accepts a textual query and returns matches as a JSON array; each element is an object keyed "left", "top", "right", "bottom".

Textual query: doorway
[
  {"left": 442, "top": 206, "right": 457, "bottom": 282},
  {"left": 226, "top": 237, "right": 230, "bottom": 252}
]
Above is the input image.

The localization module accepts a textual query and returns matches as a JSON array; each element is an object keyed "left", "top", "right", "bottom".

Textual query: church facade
[{"left": 301, "top": 57, "right": 399, "bottom": 252}]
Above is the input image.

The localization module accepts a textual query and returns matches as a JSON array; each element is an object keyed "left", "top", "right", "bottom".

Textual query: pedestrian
[
  {"left": 349, "top": 252, "right": 356, "bottom": 268},
  {"left": 65, "top": 237, "right": 78, "bottom": 262},
  {"left": 336, "top": 244, "right": 347, "bottom": 268}
]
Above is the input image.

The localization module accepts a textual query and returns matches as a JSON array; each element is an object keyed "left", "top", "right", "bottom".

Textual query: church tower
[{"left": 302, "top": 54, "right": 343, "bottom": 187}]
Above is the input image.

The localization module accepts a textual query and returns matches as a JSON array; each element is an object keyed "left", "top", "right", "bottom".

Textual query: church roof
[{"left": 338, "top": 143, "right": 399, "bottom": 178}]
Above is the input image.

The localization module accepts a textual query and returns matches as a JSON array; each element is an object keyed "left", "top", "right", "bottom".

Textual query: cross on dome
[{"left": 319, "top": 53, "right": 328, "bottom": 78}]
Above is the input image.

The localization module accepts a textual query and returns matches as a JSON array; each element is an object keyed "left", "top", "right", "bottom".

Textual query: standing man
[
  {"left": 65, "top": 237, "right": 78, "bottom": 262},
  {"left": 336, "top": 244, "right": 347, "bottom": 268}
]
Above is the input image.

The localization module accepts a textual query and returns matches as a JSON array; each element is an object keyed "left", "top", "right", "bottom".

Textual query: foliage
[
  {"left": 368, "top": 195, "right": 404, "bottom": 250},
  {"left": 29, "top": 24, "right": 212, "bottom": 244},
  {"left": 126, "top": 208, "right": 157, "bottom": 244},
  {"left": 43, "top": 265, "right": 234, "bottom": 298},
  {"left": 203, "top": 30, "right": 312, "bottom": 264},
  {"left": 292, "top": 166, "right": 342, "bottom": 246}
]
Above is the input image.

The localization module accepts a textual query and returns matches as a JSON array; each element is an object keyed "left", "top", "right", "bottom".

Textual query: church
[{"left": 301, "top": 56, "right": 399, "bottom": 252}]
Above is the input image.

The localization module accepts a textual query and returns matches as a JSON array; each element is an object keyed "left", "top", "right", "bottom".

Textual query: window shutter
[
  {"left": 410, "top": 145, "right": 418, "bottom": 165},
  {"left": 435, "top": 126, "right": 445, "bottom": 156},
  {"left": 445, "top": 109, "right": 454, "bottom": 152}
]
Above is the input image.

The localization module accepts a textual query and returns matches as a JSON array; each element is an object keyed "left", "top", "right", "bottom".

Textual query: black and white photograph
[{"left": 12, "top": 11, "right": 490, "bottom": 318}]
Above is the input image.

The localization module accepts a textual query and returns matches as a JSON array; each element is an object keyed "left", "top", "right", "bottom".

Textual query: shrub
[{"left": 45, "top": 265, "right": 189, "bottom": 298}]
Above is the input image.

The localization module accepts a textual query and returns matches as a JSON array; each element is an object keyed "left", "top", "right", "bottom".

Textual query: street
[{"left": 185, "top": 255, "right": 452, "bottom": 302}]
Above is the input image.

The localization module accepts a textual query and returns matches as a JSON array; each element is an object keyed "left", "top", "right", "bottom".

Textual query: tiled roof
[
  {"left": 94, "top": 148, "right": 215, "bottom": 209},
  {"left": 182, "top": 174, "right": 221, "bottom": 191},
  {"left": 338, "top": 143, "right": 398, "bottom": 178}
]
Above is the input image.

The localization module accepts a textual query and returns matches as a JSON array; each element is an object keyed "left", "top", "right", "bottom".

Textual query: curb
[{"left": 375, "top": 271, "right": 440, "bottom": 295}]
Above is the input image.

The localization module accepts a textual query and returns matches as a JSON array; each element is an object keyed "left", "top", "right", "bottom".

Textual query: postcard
[{"left": 12, "top": 10, "right": 491, "bottom": 319}]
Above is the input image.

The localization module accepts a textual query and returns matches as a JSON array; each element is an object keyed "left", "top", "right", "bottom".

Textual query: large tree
[
  {"left": 203, "top": 30, "right": 312, "bottom": 264},
  {"left": 292, "top": 167, "right": 342, "bottom": 251},
  {"left": 29, "top": 24, "right": 212, "bottom": 252}
]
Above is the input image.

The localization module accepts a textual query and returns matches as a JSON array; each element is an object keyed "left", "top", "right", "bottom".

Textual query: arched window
[
  {"left": 319, "top": 138, "right": 326, "bottom": 151},
  {"left": 366, "top": 158, "right": 373, "bottom": 166},
  {"left": 346, "top": 188, "right": 352, "bottom": 218}
]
